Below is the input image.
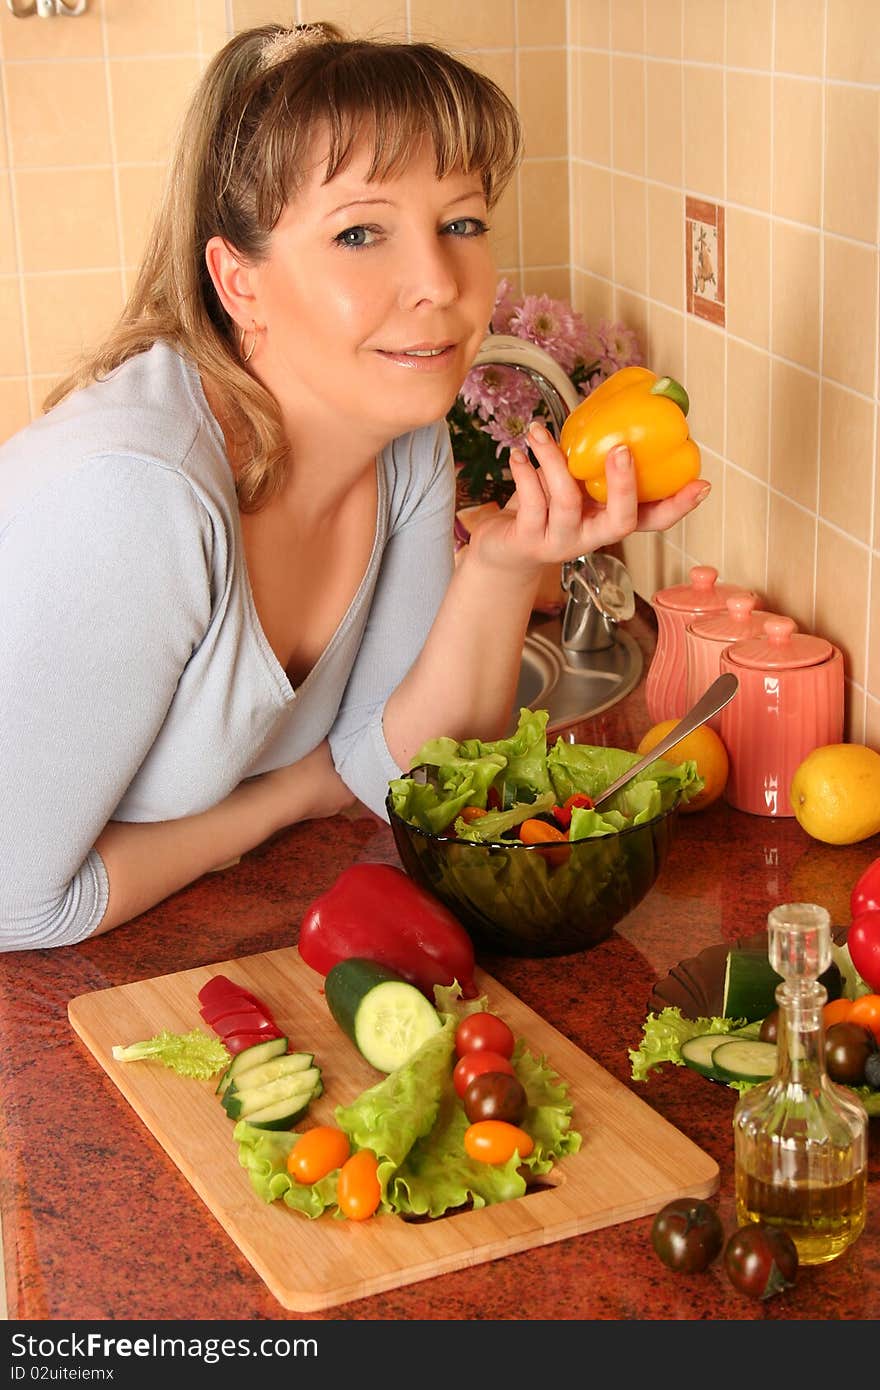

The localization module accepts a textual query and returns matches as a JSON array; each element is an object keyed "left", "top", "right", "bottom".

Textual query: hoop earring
[{"left": 239, "top": 322, "right": 258, "bottom": 364}]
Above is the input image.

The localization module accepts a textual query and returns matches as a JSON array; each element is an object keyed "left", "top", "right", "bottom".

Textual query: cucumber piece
[
  {"left": 215, "top": 1035, "right": 288, "bottom": 1095},
  {"left": 722, "top": 947, "right": 843, "bottom": 1022},
  {"left": 222, "top": 1051, "right": 314, "bottom": 1097},
  {"left": 324, "top": 957, "right": 442, "bottom": 1073},
  {"left": 223, "top": 1067, "right": 321, "bottom": 1120},
  {"left": 241, "top": 1094, "right": 315, "bottom": 1131},
  {"left": 681, "top": 1033, "right": 731, "bottom": 1080},
  {"left": 710, "top": 1038, "right": 778, "bottom": 1083}
]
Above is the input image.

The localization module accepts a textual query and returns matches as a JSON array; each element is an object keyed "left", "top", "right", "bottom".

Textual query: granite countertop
[{"left": 2, "top": 603, "right": 878, "bottom": 1322}]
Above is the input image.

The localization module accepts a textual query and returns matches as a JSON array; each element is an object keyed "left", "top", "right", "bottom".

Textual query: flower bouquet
[{"left": 449, "top": 279, "right": 643, "bottom": 508}]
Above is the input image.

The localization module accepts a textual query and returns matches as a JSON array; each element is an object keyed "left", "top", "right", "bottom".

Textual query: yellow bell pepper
[{"left": 559, "top": 366, "right": 701, "bottom": 504}]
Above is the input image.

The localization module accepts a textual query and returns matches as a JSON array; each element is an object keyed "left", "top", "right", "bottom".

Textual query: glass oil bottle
[{"left": 732, "top": 902, "right": 868, "bottom": 1265}]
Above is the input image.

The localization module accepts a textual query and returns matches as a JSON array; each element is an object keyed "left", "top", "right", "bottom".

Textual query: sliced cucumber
[
  {"left": 324, "top": 958, "right": 442, "bottom": 1073},
  {"left": 222, "top": 1051, "right": 314, "bottom": 1097},
  {"left": 223, "top": 1067, "right": 321, "bottom": 1120},
  {"left": 215, "top": 1035, "right": 289, "bottom": 1095},
  {"left": 710, "top": 1038, "right": 778, "bottom": 1083},
  {"left": 681, "top": 1033, "right": 732, "bottom": 1080},
  {"left": 240, "top": 1094, "right": 315, "bottom": 1131}
]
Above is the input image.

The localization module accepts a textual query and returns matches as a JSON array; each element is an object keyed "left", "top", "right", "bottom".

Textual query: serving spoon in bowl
[{"left": 591, "top": 672, "right": 739, "bottom": 811}]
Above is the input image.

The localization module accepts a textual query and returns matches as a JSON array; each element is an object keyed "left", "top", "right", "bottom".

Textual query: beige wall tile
[
  {"left": 822, "top": 237, "right": 878, "bottom": 397},
  {"left": 518, "top": 0, "right": 566, "bottom": 48},
  {"left": 487, "top": 182, "right": 519, "bottom": 271},
  {"left": 408, "top": 0, "right": 514, "bottom": 48},
  {"left": 612, "top": 56, "right": 645, "bottom": 175},
  {"left": 725, "top": 0, "right": 772, "bottom": 70},
  {"left": 726, "top": 208, "right": 771, "bottom": 348},
  {"left": 681, "top": 448, "right": 721, "bottom": 567},
  {"left": 771, "top": 222, "right": 820, "bottom": 371},
  {"left": 518, "top": 49, "right": 567, "bottom": 160},
  {"left": 645, "top": 0, "right": 682, "bottom": 60},
  {"left": 467, "top": 49, "right": 516, "bottom": 105},
  {"left": 520, "top": 160, "right": 568, "bottom": 266},
  {"left": 612, "top": 173, "right": 647, "bottom": 293},
  {"left": 818, "top": 381, "right": 875, "bottom": 546},
  {"left": 571, "top": 51, "right": 611, "bottom": 164},
  {"left": 645, "top": 302, "right": 685, "bottom": 381},
  {"left": 685, "top": 317, "right": 724, "bottom": 454},
  {"left": 23, "top": 271, "right": 123, "bottom": 378},
  {"left": 684, "top": 65, "right": 724, "bottom": 201},
  {"left": 726, "top": 339, "right": 770, "bottom": 481},
  {"left": 0, "top": 6, "right": 103, "bottom": 60},
  {"left": 231, "top": 2, "right": 302, "bottom": 27},
  {"left": 117, "top": 165, "right": 167, "bottom": 269},
  {"left": 6, "top": 63, "right": 112, "bottom": 168},
  {"left": 683, "top": 0, "right": 724, "bottom": 64},
  {"left": 645, "top": 60, "right": 683, "bottom": 186},
  {"left": 846, "top": 684, "right": 867, "bottom": 745},
  {"left": 15, "top": 169, "right": 118, "bottom": 274},
  {"left": 770, "top": 358, "right": 819, "bottom": 510},
  {"left": 0, "top": 277, "right": 25, "bottom": 376},
  {"left": 0, "top": 377, "right": 30, "bottom": 445},
  {"left": 867, "top": 696, "right": 880, "bottom": 752},
  {"left": 300, "top": 1, "right": 406, "bottom": 39},
  {"left": 571, "top": 163, "right": 612, "bottom": 275},
  {"left": 571, "top": 267, "right": 614, "bottom": 321},
  {"left": 569, "top": 0, "right": 611, "bottom": 50},
  {"left": 724, "top": 467, "right": 770, "bottom": 594},
  {"left": 610, "top": 0, "right": 645, "bottom": 54},
  {"left": 647, "top": 183, "right": 683, "bottom": 308},
  {"left": 814, "top": 522, "right": 870, "bottom": 685},
  {"left": 827, "top": 0, "right": 880, "bottom": 84},
  {"left": 197, "top": 0, "right": 230, "bottom": 54},
  {"left": 727, "top": 72, "right": 771, "bottom": 211},
  {"left": 773, "top": 78, "right": 822, "bottom": 227},
  {"left": 766, "top": 492, "right": 816, "bottom": 631},
  {"left": 104, "top": 0, "right": 200, "bottom": 56},
  {"left": 614, "top": 286, "right": 648, "bottom": 356},
  {"left": 110, "top": 58, "right": 202, "bottom": 164},
  {"left": 824, "top": 84, "right": 879, "bottom": 244},
  {"left": 0, "top": 175, "right": 16, "bottom": 275},
  {"left": 869, "top": 565, "right": 880, "bottom": 705},
  {"left": 521, "top": 266, "right": 571, "bottom": 298},
  {"left": 775, "top": 0, "right": 825, "bottom": 76}
]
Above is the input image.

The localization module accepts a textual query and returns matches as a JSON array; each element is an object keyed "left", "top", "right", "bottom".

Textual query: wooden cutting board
[{"left": 68, "top": 949, "right": 718, "bottom": 1312}]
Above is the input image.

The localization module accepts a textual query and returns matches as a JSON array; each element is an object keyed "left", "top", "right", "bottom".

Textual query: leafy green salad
[
  {"left": 233, "top": 986, "right": 581, "bottom": 1219},
  {"left": 388, "top": 707, "right": 702, "bottom": 843}
]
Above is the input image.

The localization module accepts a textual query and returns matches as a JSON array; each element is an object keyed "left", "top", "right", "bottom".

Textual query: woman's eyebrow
[{"left": 324, "top": 187, "right": 486, "bottom": 220}]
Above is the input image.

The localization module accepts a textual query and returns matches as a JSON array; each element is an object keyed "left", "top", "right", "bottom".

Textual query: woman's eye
[
  {"left": 335, "top": 225, "right": 379, "bottom": 249},
  {"left": 444, "top": 217, "right": 490, "bottom": 238}
]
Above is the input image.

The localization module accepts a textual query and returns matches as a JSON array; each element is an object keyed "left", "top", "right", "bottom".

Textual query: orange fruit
[
  {"left": 822, "top": 997, "right": 854, "bottom": 1029},
  {"left": 636, "top": 720, "right": 730, "bottom": 813}
]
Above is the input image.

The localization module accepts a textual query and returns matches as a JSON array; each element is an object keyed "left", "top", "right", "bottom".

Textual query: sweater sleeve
[
  {"left": 327, "top": 423, "right": 456, "bottom": 816},
  {"left": 0, "top": 455, "right": 212, "bottom": 950}
]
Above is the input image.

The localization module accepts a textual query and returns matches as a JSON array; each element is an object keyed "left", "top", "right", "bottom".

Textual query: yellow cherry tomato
[
  {"left": 464, "top": 1119, "right": 534, "bottom": 1165},
  {"left": 337, "top": 1149, "right": 381, "bottom": 1221},
  {"left": 286, "top": 1125, "right": 351, "bottom": 1186}
]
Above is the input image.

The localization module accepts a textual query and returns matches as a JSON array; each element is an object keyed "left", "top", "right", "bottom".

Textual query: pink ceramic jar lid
[
  {"left": 725, "top": 617, "right": 833, "bottom": 669},
  {"left": 652, "top": 564, "right": 743, "bottom": 613},
  {"left": 688, "top": 592, "right": 782, "bottom": 643}
]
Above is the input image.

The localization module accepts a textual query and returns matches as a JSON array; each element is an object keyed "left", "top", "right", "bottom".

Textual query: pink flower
[
  {"left": 490, "top": 277, "right": 520, "bottom": 333},
  {"left": 583, "top": 319, "right": 643, "bottom": 375},
  {"left": 509, "top": 294, "right": 589, "bottom": 375}
]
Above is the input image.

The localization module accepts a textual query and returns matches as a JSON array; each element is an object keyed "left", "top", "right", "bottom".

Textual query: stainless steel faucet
[{"left": 471, "top": 332, "right": 634, "bottom": 652}]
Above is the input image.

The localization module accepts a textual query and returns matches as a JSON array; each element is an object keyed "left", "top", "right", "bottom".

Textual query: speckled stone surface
[{"left": 2, "top": 604, "right": 878, "bottom": 1322}]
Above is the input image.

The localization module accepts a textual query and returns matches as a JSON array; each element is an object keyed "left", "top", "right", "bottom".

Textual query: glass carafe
[{"left": 732, "top": 902, "right": 868, "bottom": 1265}]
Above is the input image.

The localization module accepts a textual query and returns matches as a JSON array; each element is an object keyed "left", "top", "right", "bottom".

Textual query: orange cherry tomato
[
  {"left": 519, "top": 818, "right": 570, "bottom": 867},
  {"left": 847, "top": 993, "right": 880, "bottom": 1045},
  {"left": 452, "top": 1049, "right": 515, "bottom": 1098},
  {"left": 337, "top": 1149, "right": 381, "bottom": 1221},
  {"left": 459, "top": 806, "right": 488, "bottom": 824},
  {"left": 286, "top": 1126, "right": 351, "bottom": 1186},
  {"left": 822, "top": 998, "right": 854, "bottom": 1029},
  {"left": 464, "top": 1120, "right": 534, "bottom": 1165}
]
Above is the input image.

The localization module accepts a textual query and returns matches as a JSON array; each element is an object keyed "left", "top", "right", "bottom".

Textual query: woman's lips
[{"left": 374, "top": 344, "right": 457, "bottom": 371}]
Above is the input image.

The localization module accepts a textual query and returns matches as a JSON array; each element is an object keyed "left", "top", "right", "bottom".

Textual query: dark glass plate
[{"left": 648, "top": 926, "right": 849, "bottom": 1020}]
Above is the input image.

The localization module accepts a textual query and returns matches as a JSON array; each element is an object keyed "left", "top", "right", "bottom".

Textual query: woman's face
[{"left": 245, "top": 131, "right": 497, "bottom": 446}]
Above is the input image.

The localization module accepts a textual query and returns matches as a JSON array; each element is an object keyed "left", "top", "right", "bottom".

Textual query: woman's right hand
[{"left": 262, "top": 741, "right": 357, "bottom": 828}]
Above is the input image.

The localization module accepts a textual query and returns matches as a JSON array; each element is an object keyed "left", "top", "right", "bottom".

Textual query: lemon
[
  {"left": 789, "top": 743, "right": 880, "bottom": 845},
  {"left": 636, "top": 720, "right": 729, "bottom": 813}
]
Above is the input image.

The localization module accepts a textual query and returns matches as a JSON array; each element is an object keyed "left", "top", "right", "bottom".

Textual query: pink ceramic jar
[
  {"left": 719, "top": 618, "right": 844, "bottom": 817},
  {"left": 646, "top": 565, "right": 747, "bottom": 724},
  {"left": 685, "top": 593, "right": 786, "bottom": 731}
]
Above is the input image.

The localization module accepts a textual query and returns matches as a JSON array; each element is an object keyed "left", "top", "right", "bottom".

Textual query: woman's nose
[{"left": 398, "top": 237, "right": 459, "bottom": 310}]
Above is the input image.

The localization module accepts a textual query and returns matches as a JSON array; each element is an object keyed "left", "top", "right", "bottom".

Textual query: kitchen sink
[{"left": 509, "top": 612, "right": 643, "bottom": 735}]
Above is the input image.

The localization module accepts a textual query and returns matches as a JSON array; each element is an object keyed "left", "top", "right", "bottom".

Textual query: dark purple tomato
[
  {"left": 650, "top": 1198, "right": 724, "bottom": 1273},
  {"left": 463, "top": 1071, "right": 527, "bottom": 1126},
  {"left": 759, "top": 1009, "right": 779, "bottom": 1044},
  {"left": 825, "top": 1021, "right": 876, "bottom": 1086},
  {"left": 724, "top": 1223, "right": 798, "bottom": 1300}
]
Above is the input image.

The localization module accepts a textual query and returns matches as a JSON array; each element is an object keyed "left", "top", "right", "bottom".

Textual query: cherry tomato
[
  {"left": 759, "top": 1009, "right": 779, "bottom": 1043},
  {"left": 847, "top": 993, "right": 880, "bottom": 1044},
  {"left": 825, "top": 1020, "right": 877, "bottom": 1085},
  {"left": 822, "top": 997, "right": 854, "bottom": 1029},
  {"left": 336, "top": 1149, "right": 381, "bottom": 1221},
  {"left": 851, "top": 856, "right": 880, "bottom": 918},
  {"left": 463, "top": 1071, "right": 527, "bottom": 1125},
  {"left": 464, "top": 1120, "right": 534, "bottom": 1164},
  {"left": 847, "top": 910, "right": 880, "bottom": 993},
  {"left": 723, "top": 1223, "right": 798, "bottom": 1300},
  {"left": 287, "top": 1126, "right": 351, "bottom": 1186},
  {"left": 455, "top": 1012, "right": 515, "bottom": 1059},
  {"left": 650, "top": 1198, "right": 724, "bottom": 1273},
  {"left": 518, "top": 818, "right": 570, "bottom": 866},
  {"left": 452, "top": 1049, "right": 515, "bottom": 1099}
]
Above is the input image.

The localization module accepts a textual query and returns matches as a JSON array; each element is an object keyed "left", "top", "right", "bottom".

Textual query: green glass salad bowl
[{"left": 385, "top": 796, "right": 682, "bottom": 959}]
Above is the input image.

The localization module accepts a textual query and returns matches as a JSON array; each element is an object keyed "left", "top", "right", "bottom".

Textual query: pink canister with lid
[
  {"left": 719, "top": 618, "right": 844, "bottom": 817},
  {"left": 685, "top": 593, "right": 787, "bottom": 731},
  {"left": 646, "top": 565, "right": 747, "bottom": 723}
]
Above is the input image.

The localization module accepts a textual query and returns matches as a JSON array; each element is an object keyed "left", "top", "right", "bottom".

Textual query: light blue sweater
[{"left": 0, "top": 342, "right": 455, "bottom": 950}]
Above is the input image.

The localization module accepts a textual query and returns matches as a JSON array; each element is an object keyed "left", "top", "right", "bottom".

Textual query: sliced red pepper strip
[
  {"left": 196, "top": 974, "right": 267, "bottom": 1012},
  {"left": 199, "top": 1007, "right": 280, "bottom": 1037},
  {"left": 552, "top": 792, "right": 594, "bottom": 829},
  {"left": 198, "top": 994, "right": 278, "bottom": 1028}
]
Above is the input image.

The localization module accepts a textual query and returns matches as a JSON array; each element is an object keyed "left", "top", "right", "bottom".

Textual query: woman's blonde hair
[{"left": 44, "top": 23, "right": 523, "bottom": 510}]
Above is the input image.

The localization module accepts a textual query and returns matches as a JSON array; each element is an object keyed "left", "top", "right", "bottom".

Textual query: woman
[{"left": 0, "top": 24, "right": 708, "bottom": 951}]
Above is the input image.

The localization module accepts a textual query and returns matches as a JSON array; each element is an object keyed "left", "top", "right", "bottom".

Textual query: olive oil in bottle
[{"left": 732, "top": 903, "right": 868, "bottom": 1266}]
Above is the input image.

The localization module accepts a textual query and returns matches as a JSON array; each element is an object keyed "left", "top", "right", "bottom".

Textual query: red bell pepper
[
  {"left": 551, "top": 792, "right": 595, "bottom": 829},
  {"left": 298, "top": 862, "right": 478, "bottom": 1000},
  {"left": 851, "top": 856, "right": 880, "bottom": 919}
]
